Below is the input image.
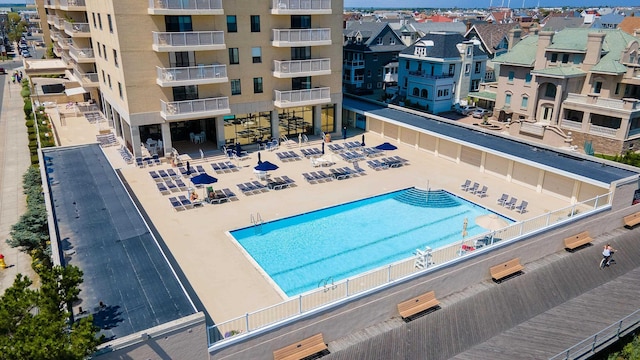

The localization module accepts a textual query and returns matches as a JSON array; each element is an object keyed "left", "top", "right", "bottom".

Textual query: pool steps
[{"left": 394, "top": 188, "right": 461, "bottom": 208}]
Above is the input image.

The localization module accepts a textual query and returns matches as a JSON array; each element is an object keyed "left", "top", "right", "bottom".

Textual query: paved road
[{"left": 0, "top": 60, "right": 39, "bottom": 291}]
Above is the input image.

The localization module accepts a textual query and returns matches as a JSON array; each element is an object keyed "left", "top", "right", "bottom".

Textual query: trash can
[{"left": 325, "top": 133, "right": 331, "bottom": 142}]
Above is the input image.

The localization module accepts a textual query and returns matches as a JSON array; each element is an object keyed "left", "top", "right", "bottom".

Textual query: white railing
[
  {"left": 549, "top": 309, "right": 640, "bottom": 360},
  {"left": 565, "top": 93, "right": 640, "bottom": 111},
  {"left": 271, "top": 0, "right": 332, "bottom": 11},
  {"left": 273, "top": 58, "right": 330, "bottom": 76},
  {"left": 64, "top": 21, "right": 90, "bottom": 34},
  {"left": 343, "top": 59, "right": 365, "bottom": 68},
  {"left": 272, "top": 28, "right": 331, "bottom": 45},
  {"left": 156, "top": 64, "right": 227, "bottom": 83},
  {"left": 47, "top": 15, "right": 56, "bottom": 24},
  {"left": 560, "top": 119, "right": 583, "bottom": 130},
  {"left": 60, "top": 38, "right": 74, "bottom": 49},
  {"left": 589, "top": 124, "right": 618, "bottom": 137},
  {"left": 274, "top": 87, "right": 331, "bottom": 106},
  {"left": 69, "top": 46, "right": 94, "bottom": 60},
  {"left": 74, "top": 68, "right": 99, "bottom": 84},
  {"left": 54, "top": 17, "right": 65, "bottom": 29},
  {"left": 153, "top": 31, "right": 225, "bottom": 49},
  {"left": 520, "top": 122, "right": 545, "bottom": 136},
  {"left": 148, "top": 0, "right": 223, "bottom": 11},
  {"left": 60, "top": 0, "right": 86, "bottom": 7},
  {"left": 206, "top": 193, "right": 611, "bottom": 347},
  {"left": 161, "top": 97, "right": 230, "bottom": 117}
]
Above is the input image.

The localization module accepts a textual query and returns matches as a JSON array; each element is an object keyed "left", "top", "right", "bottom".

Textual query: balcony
[
  {"left": 272, "top": 28, "right": 331, "bottom": 47},
  {"left": 148, "top": 0, "right": 224, "bottom": 15},
  {"left": 161, "top": 97, "right": 230, "bottom": 121},
  {"left": 54, "top": 17, "right": 65, "bottom": 30},
  {"left": 50, "top": 29, "right": 60, "bottom": 42},
  {"left": 61, "top": 53, "right": 74, "bottom": 69},
  {"left": 152, "top": 31, "right": 225, "bottom": 52},
  {"left": 274, "top": 87, "right": 331, "bottom": 108},
  {"left": 64, "top": 22, "right": 91, "bottom": 37},
  {"left": 565, "top": 93, "right": 640, "bottom": 112},
  {"left": 69, "top": 46, "right": 95, "bottom": 63},
  {"left": 156, "top": 64, "right": 228, "bottom": 87},
  {"left": 271, "top": 0, "right": 332, "bottom": 14},
  {"left": 343, "top": 59, "right": 365, "bottom": 69},
  {"left": 59, "top": 0, "right": 86, "bottom": 10},
  {"left": 342, "top": 74, "right": 364, "bottom": 85},
  {"left": 46, "top": 15, "right": 56, "bottom": 25},
  {"left": 273, "top": 58, "right": 330, "bottom": 78},
  {"left": 44, "top": 0, "right": 56, "bottom": 8},
  {"left": 59, "top": 37, "right": 74, "bottom": 50},
  {"left": 74, "top": 68, "right": 99, "bottom": 87}
]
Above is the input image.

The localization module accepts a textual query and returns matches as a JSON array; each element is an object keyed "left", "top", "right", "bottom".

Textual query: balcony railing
[
  {"left": 59, "top": 37, "right": 74, "bottom": 49},
  {"left": 343, "top": 75, "right": 364, "bottom": 84},
  {"left": 589, "top": 124, "right": 618, "bottom": 137},
  {"left": 156, "top": 64, "right": 228, "bottom": 87},
  {"left": 560, "top": 119, "right": 583, "bottom": 130},
  {"left": 152, "top": 31, "right": 225, "bottom": 52},
  {"left": 565, "top": 93, "right": 640, "bottom": 111},
  {"left": 64, "top": 21, "right": 90, "bottom": 36},
  {"left": 46, "top": 15, "right": 56, "bottom": 24},
  {"left": 343, "top": 59, "right": 365, "bottom": 68},
  {"left": 408, "top": 70, "right": 455, "bottom": 80},
  {"left": 274, "top": 87, "right": 331, "bottom": 108},
  {"left": 148, "top": 0, "right": 224, "bottom": 15},
  {"left": 273, "top": 58, "right": 330, "bottom": 78},
  {"left": 74, "top": 68, "right": 99, "bottom": 87},
  {"left": 59, "top": 0, "right": 86, "bottom": 9},
  {"left": 54, "top": 17, "right": 65, "bottom": 29},
  {"left": 69, "top": 46, "right": 95, "bottom": 62},
  {"left": 161, "top": 97, "right": 230, "bottom": 121},
  {"left": 61, "top": 53, "right": 74, "bottom": 68},
  {"left": 271, "top": 0, "right": 332, "bottom": 14},
  {"left": 272, "top": 28, "right": 331, "bottom": 47}
]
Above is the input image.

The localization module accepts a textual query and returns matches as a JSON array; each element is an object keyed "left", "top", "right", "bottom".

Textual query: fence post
[
  {"left": 617, "top": 320, "right": 623, "bottom": 338},
  {"left": 546, "top": 213, "right": 550, "bottom": 227},
  {"left": 346, "top": 279, "right": 349, "bottom": 297},
  {"left": 298, "top": 295, "right": 302, "bottom": 314},
  {"left": 564, "top": 349, "right": 570, "bottom": 360},
  {"left": 591, "top": 334, "right": 598, "bottom": 353},
  {"left": 519, "top": 222, "right": 524, "bottom": 236},
  {"left": 245, "top": 313, "right": 249, "bottom": 333},
  {"left": 387, "top": 265, "right": 392, "bottom": 283},
  {"left": 594, "top": 194, "right": 599, "bottom": 209}
]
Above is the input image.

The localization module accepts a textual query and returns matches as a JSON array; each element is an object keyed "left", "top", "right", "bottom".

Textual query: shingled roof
[
  {"left": 400, "top": 32, "right": 484, "bottom": 59},
  {"left": 464, "top": 23, "right": 520, "bottom": 56},
  {"left": 618, "top": 16, "right": 640, "bottom": 36}
]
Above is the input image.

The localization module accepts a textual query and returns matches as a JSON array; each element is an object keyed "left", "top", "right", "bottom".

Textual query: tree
[
  {"left": 5, "top": 12, "right": 27, "bottom": 43},
  {"left": 0, "top": 266, "right": 102, "bottom": 360}
]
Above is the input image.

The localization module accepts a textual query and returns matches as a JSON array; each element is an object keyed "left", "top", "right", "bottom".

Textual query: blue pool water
[{"left": 232, "top": 188, "right": 511, "bottom": 296}]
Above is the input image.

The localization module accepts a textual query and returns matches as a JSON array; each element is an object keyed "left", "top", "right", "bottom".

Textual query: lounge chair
[
  {"left": 136, "top": 157, "right": 145, "bottom": 168},
  {"left": 251, "top": 181, "right": 269, "bottom": 192},
  {"left": 515, "top": 200, "right": 528, "bottom": 213},
  {"left": 178, "top": 166, "right": 190, "bottom": 177},
  {"left": 286, "top": 151, "right": 301, "bottom": 160},
  {"left": 225, "top": 161, "right": 239, "bottom": 172},
  {"left": 382, "top": 157, "right": 403, "bottom": 168},
  {"left": 195, "top": 165, "right": 206, "bottom": 174},
  {"left": 330, "top": 168, "right": 348, "bottom": 180},
  {"left": 149, "top": 170, "right": 162, "bottom": 182},
  {"left": 276, "top": 152, "right": 290, "bottom": 162},
  {"left": 468, "top": 182, "right": 479, "bottom": 194},
  {"left": 168, "top": 197, "right": 183, "bottom": 211},
  {"left": 167, "top": 168, "right": 179, "bottom": 178},
  {"left": 460, "top": 180, "right": 471, "bottom": 191},
  {"left": 302, "top": 172, "right": 319, "bottom": 184},
  {"left": 342, "top": 167, "right": 359, "bottom": 177},
  {"left": 157, "top": 182, "right": 170, "bottom": 195},
  {"left": 300, "top": 148, "right": 313, "bottom": 158},
  {"left": 222, "top": 188, "right": 238, "bottom": 200},
  {"left": 316, "top": 171, "right": 333, "bottom": 181},
  {"left": 281, "top": 175, "right": 296, "bottom": 186},
  {"left": 152, "top": 154, "right": 161, "bottom": 165},
  {"left": 165, "top": 180, "right": 179, "bottom": 192},
  {"left": 210, "top": 162, "right": 224, "bottom": 174},
  {"left": 174, "top": 178, "right": 188, "bottom": 191},
  {"left": 327, "top": 143, "right": 345, "bottom": 153},
  {"left": 177, "top": 195, "right": 194, "bottom": 209},
  {"left": 503, "top": 197, "right": 517, "bottom": 209},
  {"left": 237, "top": 183, "right": 254, "bottom": 195},
  {"left": 497, "top": 193, "right": 509, "bottom": 206},
  {"left": 157, "top": 169, "right": 170, "bottom": 180},
  {"left": 234, "top": 150, "right": 249, "bottom": 161},
  {"left": 475, "top": 185, "right": 488, "bottom": 198},
  {"left": 352, "top": 162, "right": 367, "bottom": 174}
]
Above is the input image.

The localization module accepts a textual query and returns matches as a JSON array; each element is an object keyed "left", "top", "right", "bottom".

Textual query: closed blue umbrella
[
  {"left": 361, "top": 134, "right": 365, "bottom": 147},
  {"left": 342, "top": 126, "right": 347, "bottom": 140},
  {"left": 321, "top": 142, "right": 325, "bottom": 154},
  {"left": 374, "top": 142, "right": 397, "bottom": 151},
  {"left": 258, "top": 152, "right": 262, "bottom": 165},
  {"left": 254, "top": 160, "right": 279, "bottom": 172}
]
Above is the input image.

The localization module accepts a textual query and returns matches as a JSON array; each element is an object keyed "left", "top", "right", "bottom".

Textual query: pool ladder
[
  {"left": 251, "top": 213, "right": 263, "bottom": 234},
  {"left": 318, "top": 276, "right": 337, "bottom": 292}
]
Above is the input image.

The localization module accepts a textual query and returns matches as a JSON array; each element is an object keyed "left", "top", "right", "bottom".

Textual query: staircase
[{"left": 393, "top": 188, "right": 461, "bottom": 208}]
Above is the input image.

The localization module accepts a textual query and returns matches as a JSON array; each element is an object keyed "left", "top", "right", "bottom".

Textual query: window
[
  {"left": 96, "top": 41, "right": 101, "bottom": 57},
  {"left": 103, "top": 44, "right": 107, "bottom": 60},
  {"left": 101, "top": 70, "right": 105, "bottom": 84},
  {"left": 505, "top": 93, "right": 511, "bottom": 105},
  {"left": 390, "top": 38, "right": 395, "bottom": 45},
  {"left": 594, "top": 81, "right": 602, "bottom": 94},
  {"left": 165, "top": 16, "right": 192, "bottom": 32},
  {"left": 405, "top": 60, "right": 410, "bottom": 69},
  {"left": 291, "top": 47, "right": 310, "bottom": 60},
  {"left": 448, "top": 64, "right": 455, "bottom": 75},
  {"left": 291, "top": 15, "right": 311, "bottom": 29},
  {"left": 113, "top": 49, "right": 118, "bottom": 67},
  {"left": 92, "top": 12, "right": 96, "bottom": 28},
  {"left": 227, "top": 15, "right": 237, "bottom": 32},
  {"left": 421, "top": 89, "right": 428, "bottom": 98},
  {"left": 412, "top": 87, "right": 419, "bottom": 96},
  {"left": 253, "top": 77, "right": 263, "bottom": 93},
  {"left": 250, "top": 15, "right": 260, "bottom": 32},
  {"left": 545, "top": 83, "right": 556, "bottom": 97},
  {"left": 373, "top": 54, "right": 378, "bottom": 61},
  {"left": 561, "top": 54, "right": 569, "bottom": 64},
  {"left": 521, "top": 96, "right": 528, "bottom": 108},
  {"left": 229, "top": 48, "right": 239, "bottom": 64},
  {"left": 471, "top": 79, "right": 480, "bottom": 91},
  {"left": 465, "top": 64, "right": 470, "bottom": 74},
  {"left": 108, "top": 74, "right": 111, "bottom": 89},
  {"left": 118, "top": 82, "right": 123, "bottom": 98},
  {"left": 474, "top": 62, "right": 481, "bottom": 74},
  {"left": 615, "top": 83, "right": 621, "bottom": 95},
  {"left": 377, "top": 37, "right": 383, "bottom": 45},
  {"left": 97, "top": 13, "right": 102, "bottom": 30},
  {"left": 231, "top": 79, "right": 241, "bottom": 95},
  {"left": 366, "top": 70, "right": 371, "bottom": 78},
  {"left": 377, "top": 68, "right": 382, "bottom": 76},
  {"left": 508, "top": 71, "right": 514, "bottom": 82},
  {"left": 377, "top": 82, "right": 382, "bottom": 88},
  {"left": 172, "top": 86, "right": 198, "bottom": 101},
  {"left": 107, "top": 14, "right": 113, "bottom": 33},
  {"left": 525, "top": 73, "right": 532, "bottom": 84},
  {"left": 252, "top": 47, "right": 261, "bottom": 63},
  {"left": 550, "top": 53, "right": 557, "bottom": 63}
]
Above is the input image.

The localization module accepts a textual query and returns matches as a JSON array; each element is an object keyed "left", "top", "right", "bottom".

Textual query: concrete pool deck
[{"left": 47, "top": 106, "right": 574, "bottom": 325}]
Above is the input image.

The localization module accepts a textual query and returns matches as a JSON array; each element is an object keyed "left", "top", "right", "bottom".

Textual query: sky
[{"left": 344, "top": 0, "right": 631, "bottom": 8}]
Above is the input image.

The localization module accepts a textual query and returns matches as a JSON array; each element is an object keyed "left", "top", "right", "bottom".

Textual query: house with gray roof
[
  {"left": 492, "top": 28, "right": 640, "bottom": 155},
  {"left": 464, "top": 22, "right": 521, "bottom": 59},
  {"left": 343, "top": 22, "right": 406, "bottom": 95},
  {"left": 398, "top": 32, "right": 488, "bottom": 114},
  {"left": 542, "top": 16, "right": 591, "bottom": 32}
]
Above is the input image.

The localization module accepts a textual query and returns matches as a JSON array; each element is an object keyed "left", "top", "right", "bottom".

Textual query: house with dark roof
[
  {"left": 464, "top": 22, "right": 521, "bottom": 59},
  {"left": 343, "top": 22, "right": 406, "bottom": 95},
  {"left": 542, "top": 17, "right": 591, "bottom": 32},
  {"left": 492, "top": 28, "right": 640, "bottom": 155},
  {"left": 592, "top": 12, "right": 624, "bottom": 29},
  {"left": 398, "top": 32, "right": 487, "bottom": 114},
  {"left": 617, "top": 15, "right": 640, "bottom": 37}
]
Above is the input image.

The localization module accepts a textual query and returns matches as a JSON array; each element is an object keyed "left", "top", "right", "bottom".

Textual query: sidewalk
[{"left": 0, "top": 66, "right": 39, "bottom": 291}]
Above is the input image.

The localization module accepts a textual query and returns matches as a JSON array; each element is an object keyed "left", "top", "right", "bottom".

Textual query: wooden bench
[
  {"left": 563, "top": 231, "right": 593, "bottom": 250},
  {"left": 624, "top": 212, "right": 640, "bottom": 229},
  {"left": 273, "top": 333, "right": 328, "bottom": 360},
  {"left": 490, "top": 258, "right": 524, "bottom": 282},
  {"left": 397, "top": 290, "right": 440, "bottom": 320}
]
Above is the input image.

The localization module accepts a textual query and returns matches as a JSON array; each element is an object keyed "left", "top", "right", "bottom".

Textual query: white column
[{"left": 161, "top": 122, "right": 171, "bottom": 157}]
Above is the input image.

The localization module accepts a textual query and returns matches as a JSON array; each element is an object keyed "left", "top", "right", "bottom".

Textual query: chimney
[
  {"left": 534, "top": 31, "right": 554, "bottom": 70},
  {"left": 507, "top": 28, "right": 522, "bottom": 50},
  {"left": 466, "top": 20, "right": 472, "bottom": 32},
  {"left": 583, "top": 32, "right": 606, "bottom": 71}
]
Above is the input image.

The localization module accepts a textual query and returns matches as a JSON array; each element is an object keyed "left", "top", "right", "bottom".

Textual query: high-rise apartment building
[{"left": 38, "top": 0, "right": 343, "bottom": 158}]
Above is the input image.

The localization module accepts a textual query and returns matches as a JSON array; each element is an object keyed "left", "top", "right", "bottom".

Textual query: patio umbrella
[
  {"left": 321, "top": 142, "right": 325, "bottom": 154},
  {"left": 190, "top": 173, "right": 218, "bottom": 199},
  {"left": 361, "top": 134, "right": 365, "bottom": 147},
  {"left": 475, "top": 214, "right": 508, "bottom": 231},
  {"left": 374, "top": 142, "right": 398, "bottom": 151},
  {"left": 257, "top": 152, "right": 262, "bottom": 165},
  {"left": 254, "top": 161, "right": 279, "bottom": 172}
]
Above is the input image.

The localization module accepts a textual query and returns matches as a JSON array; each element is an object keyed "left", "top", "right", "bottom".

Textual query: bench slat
[
  {"left": 564, "top": 231, "right": 592, "bottom": 250},
  {"left": 397, "top": 290, "right": 440, "bottom": 319},
  {"left": 273, "top": 334, "right": 327, "bottom": 360},
  {"left": 490, "top": 258, "right": 524, "bottom": 281},
  {"left": 624, "top": 212, "right": 640, "bottom": 228}
]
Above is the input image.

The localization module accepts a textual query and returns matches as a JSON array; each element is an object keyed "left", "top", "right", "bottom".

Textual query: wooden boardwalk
[{"left": 323, "top": 227, "right": 640, "bottom": 360}]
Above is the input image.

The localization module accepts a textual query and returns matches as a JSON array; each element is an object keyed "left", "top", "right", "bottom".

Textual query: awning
[{"left": 64, "top": 87, "right": 88, "bottom": 96}]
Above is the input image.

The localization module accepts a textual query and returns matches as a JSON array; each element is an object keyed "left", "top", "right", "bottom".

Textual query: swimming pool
[{"left": 231, "top": 188, "right": 512, "bottom": 296}]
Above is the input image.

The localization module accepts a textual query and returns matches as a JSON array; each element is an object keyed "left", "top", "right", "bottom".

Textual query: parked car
[
  {"left": 21, "top": 50, "right": 31, "bottom": 58},
  {"left": 471, "top": 108, "right": 493, "bottom": 119},
  {"left": 456, "top": 105, "right": 476, "bottom": 115},
  {"left": 0, "top": 67, "right": 6, "bottom": 74}
]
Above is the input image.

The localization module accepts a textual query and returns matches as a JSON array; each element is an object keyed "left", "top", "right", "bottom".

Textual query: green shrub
[
  {"left": 28, "top": 133, "right": 37, "bottom": 141},
  {"left": 23, "top": 101, "right": 33, "bottom": 117},
  {"left": 27, "top": 127, "right": 36, "bottom": 134},
  {"left": 30, "top": 155, "right": 39, "bottom": 165},
  {"left": 25, "top": 120, "right": 34, "bottom": 128},
  {"left": 29, "top": 140, "right": 37, "bottom": 148},
  {"left": 20, "top": 88, "right": 31, "bottom": 98}
]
